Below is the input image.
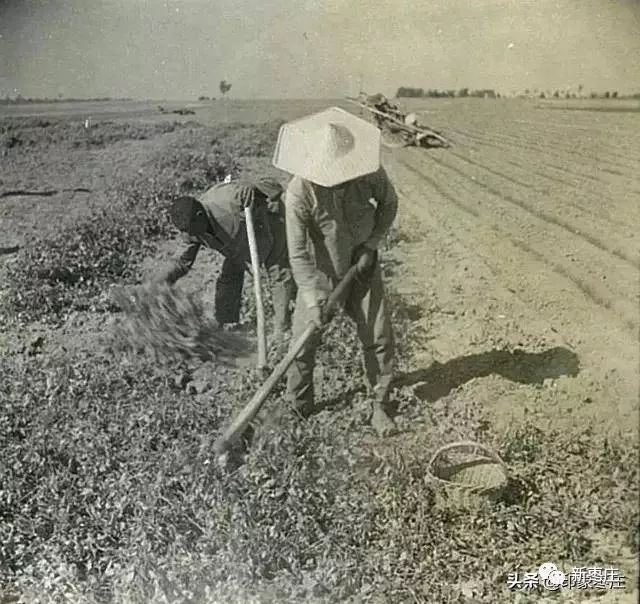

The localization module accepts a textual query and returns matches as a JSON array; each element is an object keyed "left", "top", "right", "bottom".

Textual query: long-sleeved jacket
[
  {"left": 163, "top": 182, "right": 278, "bottom": 285},
  {"left": 284, "top": 166, "right": 398, "bottom": 309},
  {"left": 161, "top": 181, "right": 295, "bottom": 327}
]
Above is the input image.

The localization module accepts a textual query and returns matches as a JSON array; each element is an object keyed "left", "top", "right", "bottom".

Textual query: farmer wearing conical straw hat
[
  {"left": 160, "top": 179, "right": 296, "bottom": 338},
  {"left": 273, "top": 107, "right": 398, "bottom": 436}
]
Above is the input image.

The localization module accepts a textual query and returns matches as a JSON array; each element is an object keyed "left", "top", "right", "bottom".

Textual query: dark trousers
[
  {"left": 214, "top": 256, "right": 296, "bottom": 333},
  {"left": 285, "top": 263, "right": 394, "bottom": 408}
]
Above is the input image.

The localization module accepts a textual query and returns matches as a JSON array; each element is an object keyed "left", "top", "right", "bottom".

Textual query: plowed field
[
  {"left": 381, "top": 100, "right": 639, "bottom": 431},
  {"left": 1, "top": 98, "right": 638, "bottom": 603}
]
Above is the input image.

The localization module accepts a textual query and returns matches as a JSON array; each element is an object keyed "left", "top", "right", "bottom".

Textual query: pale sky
[{"left": 1, "top": 0, "right": 639, "bottom": 100}]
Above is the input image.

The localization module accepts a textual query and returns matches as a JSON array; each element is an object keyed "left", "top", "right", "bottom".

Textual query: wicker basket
[{"left": 426, "top": 440, "right": 509, "bottom": 509}]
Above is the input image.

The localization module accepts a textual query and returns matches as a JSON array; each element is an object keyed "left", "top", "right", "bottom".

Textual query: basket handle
[{"left": 427, "top": 440, "right": 508, "bottom": 478}]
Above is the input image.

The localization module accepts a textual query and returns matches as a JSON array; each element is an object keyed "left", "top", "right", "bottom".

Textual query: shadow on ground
[
  {"left": 394, "top": 346, "right": 580, "bottom": 402},
  {"left": 303, "top": 346, "right": 579, "bottom": 420}
]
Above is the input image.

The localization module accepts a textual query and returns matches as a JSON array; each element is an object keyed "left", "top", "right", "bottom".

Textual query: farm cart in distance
[{"left": 346, "top": 94, "right": 450, "bottom": 149}]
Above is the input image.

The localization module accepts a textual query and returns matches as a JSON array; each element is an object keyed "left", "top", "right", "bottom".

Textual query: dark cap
[{"left": 169, "top": 196, "right": 206, "bottom": 232}]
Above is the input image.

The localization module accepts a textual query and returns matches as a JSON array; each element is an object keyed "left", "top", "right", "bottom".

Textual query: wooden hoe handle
[{"left": 212, "top": 265, "right": 359, "bottom": 455}]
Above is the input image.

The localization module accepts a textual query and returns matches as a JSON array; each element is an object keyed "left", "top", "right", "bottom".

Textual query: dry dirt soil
[
  {"left": 1, "top": 98, "right": 638, "bottom": 603},
  {"left": 384, "top": 98, "right": 639, "bottom": 434}
]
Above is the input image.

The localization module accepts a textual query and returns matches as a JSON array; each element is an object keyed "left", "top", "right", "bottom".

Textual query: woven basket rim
[{"left": 425, "top": 440, "right": 509, "bottom": 492}]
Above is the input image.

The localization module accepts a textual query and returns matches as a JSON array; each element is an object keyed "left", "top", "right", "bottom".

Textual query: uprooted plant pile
[{"left": 107, "top": 282, "right": 251, "bottom": 366}]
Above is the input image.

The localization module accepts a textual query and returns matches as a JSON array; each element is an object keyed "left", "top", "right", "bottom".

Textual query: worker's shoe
[{"left": 370, "top": 403, "right": 397, "bottom": 437}]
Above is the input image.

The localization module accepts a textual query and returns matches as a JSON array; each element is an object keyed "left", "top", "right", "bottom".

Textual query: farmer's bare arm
[
  {"left": 163, "top": 240, "right": 201, "bottom": 284},
  {"left": 364, "top": 167, "right": 399, "bottom": 251},
  {"left": 285, "top": 190, "right": 324, "bottom": 308}
]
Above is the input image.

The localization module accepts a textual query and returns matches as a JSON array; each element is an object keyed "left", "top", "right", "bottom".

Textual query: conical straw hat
[{"left": 272, "top": 107, "right": 381, "bottom": 187}]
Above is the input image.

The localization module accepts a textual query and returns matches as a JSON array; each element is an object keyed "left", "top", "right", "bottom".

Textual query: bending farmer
[
  {"left": 160, "top": 179, "right": 296, "bottom": 337},
  {"left": 273, "top": 107, "right": 399, "bottom": 436}
]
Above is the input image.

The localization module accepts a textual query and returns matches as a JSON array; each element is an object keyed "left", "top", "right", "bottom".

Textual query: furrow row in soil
[
  {"left": 445, "top": 128, "right": 640, "bottom": 225},
  {"left": 397, "top": 151, "right": 639, "bottom": 335},
  {"left": 445, "top": 127, "right": 638, "bottom": 217},
  {"left": 443, "top": 143, "right": 635, "bottom": 233},
  {"left": 448, "top": 123, "right": 640, "bottom": 184},
  {"left": 386, "top": 153, "right": 639, "bottom": 422},
  {"left": 429, "top": 145, "right": 639, "bottom": 267},
  {"left": 419, "top": 149, "right": 639, "bottom": 275},
  {"left": 511, "top": 114, "right": 640, "bottom": 135},
  {"left": 452, "top": 128, "right": 638, "bottom": 189},
  {"left": 386, "top": 183, "right": 581, "bottom": 431},
  {"left": 507, "top": 116, "right": 640, "bottom": 164},
  {"left": 443, "top": 112, "right": 640, "bottom": 169}
]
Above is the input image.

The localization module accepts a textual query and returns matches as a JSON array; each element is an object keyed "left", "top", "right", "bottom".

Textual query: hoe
[{"left": 213, "top": 265, "right": 359, "bottom": 457}]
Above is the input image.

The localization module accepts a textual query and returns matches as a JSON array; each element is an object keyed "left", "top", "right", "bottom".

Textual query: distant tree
[
  {"left": 612, "top": 91, "right": 618, "bottom": 99},
  {"left": 198, "top": 95, "right": 210, "bottom": 101},
  {"left": 604, "top": 91, "right": 610, "bottom": 99},
  {"left": 553, "top": 90, "right": 560, "bottom": 98},
  {"left": 219, "top": 80, "right": 232, "bottom": 98},
  {"left": 396, "top": 87, "right": 425, "bottom": 98},
  {"left": 469, "top": 89, "right": 496, "bottom": 99},
  {"left": 578, "top": 84, "right": 583, "bottom": 97},
  {"left": 458, "top": 87, "right": 469, "bottom": 97},
  {"left": 539, "top": 92, "right": 546, "bottom": 98}
]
